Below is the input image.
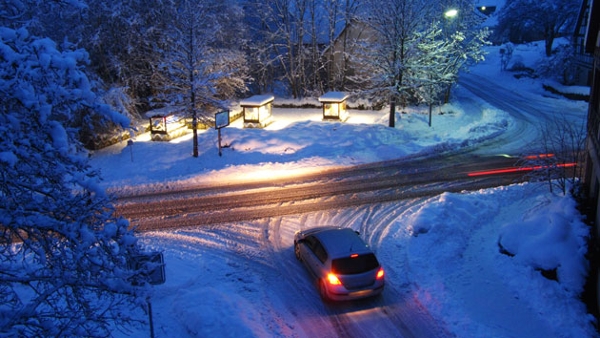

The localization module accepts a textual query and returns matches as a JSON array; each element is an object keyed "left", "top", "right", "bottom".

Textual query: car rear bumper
[{"left": 328, "top": 284, "right": 384, "bottom": 301}]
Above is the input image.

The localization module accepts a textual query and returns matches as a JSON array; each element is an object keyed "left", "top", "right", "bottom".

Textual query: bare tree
[
  {"left": 518, "top": 115, "right": 587, "bottom": 195},
  {"left": 247, "top": 0, "right": 352, "bottom": 98},
  {"left": 322, "top": 0, "right": 361, "bottom": 91},
  {"left": 271, "top": 0, "right": 309, "bottom": 98}
]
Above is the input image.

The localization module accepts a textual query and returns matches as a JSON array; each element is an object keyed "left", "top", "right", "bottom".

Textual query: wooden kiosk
[
  {"left": 241, "top": 94, "right": 274, "bottom": 128},
  {"left": 145, "top": 106, "right": 189, "bottom": 141},
  {"left": 318, "top": 91, "right": 349, "bottom": 121}
]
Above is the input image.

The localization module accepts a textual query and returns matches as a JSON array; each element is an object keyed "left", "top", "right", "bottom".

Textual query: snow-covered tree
[
  {"left": 0, "top": 0, "right": 86, "bottom": 33},
  {"left": 410, "top": 25, "right": 467, "bottom": 126},
  {"left": 413, "top": 23, "right": 489, "bottom": 110},
  {"left": 81, "top": 0, "right": 172, "bottom": 114},
  {"left": 349, "top": 0, "right": 427, "bottom": 108},
  {"left": 496, "top": 0, "right": 579, "bottom": 56},
  {"left": 0, "top": 0, "right": 139, "bottom": 138},
  {"left": 0, "top": 27, "right": 148, "bottom": 336},
  {"left": 157, "top": 0, "right": 248, "bottom": 157},
  {"left": 536, "top": 41, "right": 577, "bottom": 85},
  {"left": 356, "top": 0, "right": 488, "bottom": 113}
]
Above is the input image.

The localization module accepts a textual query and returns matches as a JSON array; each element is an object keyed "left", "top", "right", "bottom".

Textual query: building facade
[
  {"left": 584, "top": 0, "right": 600, "bottom": 228},
  {"left": 582, "top": 0, "right": 600, "bottom": 316},
  {"left": 575, "top": 0, "right": 595, "bottom": 85}
]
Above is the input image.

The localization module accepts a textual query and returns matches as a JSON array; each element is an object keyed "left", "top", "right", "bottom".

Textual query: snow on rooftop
[
  {"left": 318, "top": 91, "right": 349, "bottom": 103},
  {"left": 144, "top": 106, "right": 185, "bottom": 118},
  {"left": 240, "top": 94, "right": 275, "bottom": 107}
]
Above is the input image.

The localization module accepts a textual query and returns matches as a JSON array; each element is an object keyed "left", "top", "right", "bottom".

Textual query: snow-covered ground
[{"left": 91, "top": 41, "right": 597, "bottom": 337}]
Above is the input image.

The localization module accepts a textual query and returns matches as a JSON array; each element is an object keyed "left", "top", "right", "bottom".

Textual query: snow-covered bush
[
  {"left": 498, "top": 195, "right": 589, "bottom": 295},
  {"left": 536, "top": 43, "right": 576, "bottom": 85}
]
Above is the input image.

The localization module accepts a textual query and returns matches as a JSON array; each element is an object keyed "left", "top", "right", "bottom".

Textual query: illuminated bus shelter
[
  {"left": 241, "top": 94, "right": 274, "bottom": 128},
  {"left": 318, "top": 91, "right": 349, "bottom": 121},
  {"left": 145, "top": 106, "right": 189, "bottom": 141}
]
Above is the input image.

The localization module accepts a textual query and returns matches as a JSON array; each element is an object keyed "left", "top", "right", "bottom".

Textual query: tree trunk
[
  {"left": 544, "top": 28, "right": 555, "bottom": 57},
  {"left": 428, "top": 102, "right": 432, "bottom": 127},
  {"left": 444, "top": 84, "right": 451, "bottom": 104},
  {"left": 192, "top": 116, "right": 198, "bottom": 157}
]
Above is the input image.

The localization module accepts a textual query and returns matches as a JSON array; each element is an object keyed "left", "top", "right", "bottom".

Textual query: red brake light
[
  {"left": 376, "top": 267, "right": 385, "bottom": 280},
  {"left": 327, "top": 273, "right": 342, "bottom": 285},
  {"left": 350, "top": 253, "right": 359, "bottom": 258}
]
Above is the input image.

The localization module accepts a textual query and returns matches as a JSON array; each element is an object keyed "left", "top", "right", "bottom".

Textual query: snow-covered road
[
  {"left": 458, "top": 72, "right": 587, "bottom": 156},
  {"left": 116, "top": 154, "right": 528, "bottom": 231}
]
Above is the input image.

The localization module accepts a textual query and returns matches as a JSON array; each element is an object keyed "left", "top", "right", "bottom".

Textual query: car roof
[{"left": 307, "top": 227, "right": 372, "bottom": 258}]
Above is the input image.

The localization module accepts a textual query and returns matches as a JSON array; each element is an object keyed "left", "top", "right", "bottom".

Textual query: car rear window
[{"left": 331, "top": 253, "right": 379, "bottom": 275}]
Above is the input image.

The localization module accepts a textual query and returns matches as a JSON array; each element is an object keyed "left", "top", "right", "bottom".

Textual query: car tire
[{"left": 294, "top": 242, "right": 301, "bottom": 261}]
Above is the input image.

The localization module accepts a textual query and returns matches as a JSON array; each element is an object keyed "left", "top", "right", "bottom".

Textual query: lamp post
[
  {"left": 428, "top": 8, "right": 459, "bottom": 126},
  {"left": 443, "top": 8, "right": 459, "bottom": 104}
]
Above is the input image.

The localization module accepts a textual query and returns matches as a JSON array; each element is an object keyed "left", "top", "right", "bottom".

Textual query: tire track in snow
[
  {"left": 257, "top": 200, "right": 454, "bottom": 338},
  {"left": 334, "top": 199, "right": 452, "bottom": 338},
  {"left": 258, "top": 216, "right": 341, "bottom": 337}
]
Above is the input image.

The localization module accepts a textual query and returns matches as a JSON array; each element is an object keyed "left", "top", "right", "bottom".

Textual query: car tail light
[
  {"left": 327, "top": 273, "right": 342, "bottom": 285},
  {"left": 376, "top": 267, "right": 385, "bottom": 280}
]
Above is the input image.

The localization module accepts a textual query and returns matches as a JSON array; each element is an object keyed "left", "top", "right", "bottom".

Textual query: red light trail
[{"left": 467, "top": 162, "right": 577, "bottom": 177}]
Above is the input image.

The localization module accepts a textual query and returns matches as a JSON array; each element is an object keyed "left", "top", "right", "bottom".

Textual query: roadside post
[
  {"left": 128, "top": 252, "right": 166, "bottom": 338},
  {"left": 127, "top": 139, "right": 134, "bottom": 162},
  {"left": 215, "top": 110, "right": 230, "bottom": 156}
]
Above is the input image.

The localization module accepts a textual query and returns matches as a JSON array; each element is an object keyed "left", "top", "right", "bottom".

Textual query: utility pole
[
  {"left": 389, "top": 98, "right": 396, "bottom": 128},
  {"left": 190, "top": 26, "right": 198, "bottom": 158}
]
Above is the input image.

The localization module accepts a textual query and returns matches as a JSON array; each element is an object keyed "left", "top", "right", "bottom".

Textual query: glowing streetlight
[{"left": 444, "top": 9, "right": 458, "bottom": 18}]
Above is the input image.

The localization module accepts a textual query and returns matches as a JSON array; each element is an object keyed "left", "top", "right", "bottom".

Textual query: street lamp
[
  {"left": 428, "top": 8, "right": 459, "bottom": 127},
  {"left": 444, "top": 9, "right": 458, "bottom": 18}
]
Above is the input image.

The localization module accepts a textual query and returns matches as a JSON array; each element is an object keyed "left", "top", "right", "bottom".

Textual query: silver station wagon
[{"left": 294, "top": 226, "right": 385, "bottom": 301}]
